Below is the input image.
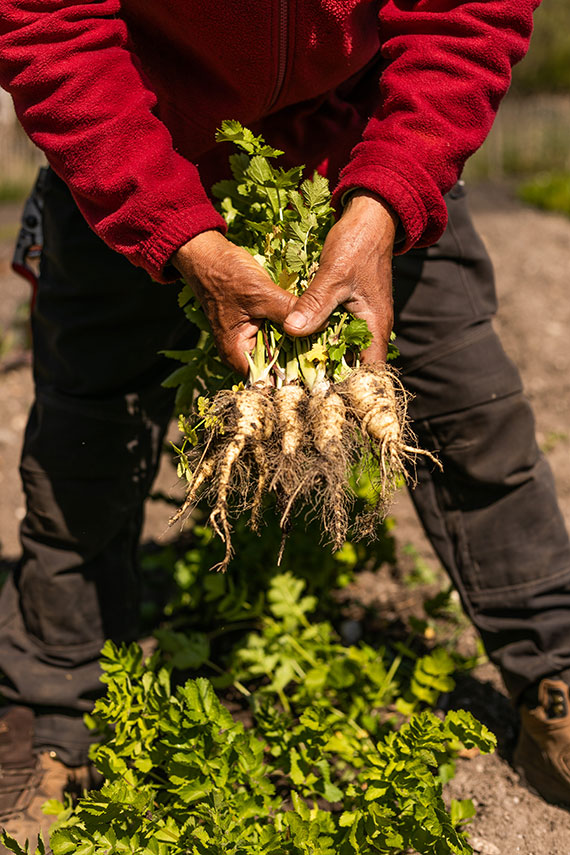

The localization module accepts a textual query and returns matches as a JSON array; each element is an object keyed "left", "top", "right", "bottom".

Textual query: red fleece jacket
[{"left": 0, "top": 1, "right": 540, "bottom": 282}]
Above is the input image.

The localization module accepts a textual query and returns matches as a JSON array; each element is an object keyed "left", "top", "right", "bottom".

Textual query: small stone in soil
[
  {"left": 470, "top": 837, "right": 500, "bottom": 855},
  {"left": 339, "top": 619, "right": 362, "bottom": 645}
]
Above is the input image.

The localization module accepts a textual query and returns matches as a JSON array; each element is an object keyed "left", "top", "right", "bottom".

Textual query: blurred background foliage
[
  {"left": 457, "top": 0, "right": 570, "bottom": 210},
  {"left": 510, "top": 1, "right": 570, "bottom": 95}
]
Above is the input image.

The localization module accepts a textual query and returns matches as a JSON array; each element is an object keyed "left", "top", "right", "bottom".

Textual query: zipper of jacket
[{"left": 267, "top": 0, "right": 288, "bottom": 111}]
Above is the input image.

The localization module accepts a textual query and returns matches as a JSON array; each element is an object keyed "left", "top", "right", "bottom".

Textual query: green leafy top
[
  {"left": 163, "top": 120, "right": 398, "bottom": 449},
  {"left": 6, "top": 639, "right": 494, "bottom": 855},
  {"left": 213, "top": 119, "right": 332, "bottom": 286}
]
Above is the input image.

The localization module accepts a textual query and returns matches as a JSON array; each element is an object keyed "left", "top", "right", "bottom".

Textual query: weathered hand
[
  {"left": 173, "top": 231, "right": 297, "bottom": 375},
  {"left": 282, "top": 192, "right": 398, "bottom": 362}
]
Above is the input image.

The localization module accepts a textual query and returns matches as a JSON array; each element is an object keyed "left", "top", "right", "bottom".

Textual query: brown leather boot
[
  {"left": 0, "top": 706, "right": 97, "bottom": 853},
  {"left": 514, "top": 677, "right": 570, "bottom": 806}
]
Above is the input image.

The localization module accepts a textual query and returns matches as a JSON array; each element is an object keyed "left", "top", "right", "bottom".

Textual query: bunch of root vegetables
[{"left": 164, "top": 121, "right": 438, "bottom": 570}]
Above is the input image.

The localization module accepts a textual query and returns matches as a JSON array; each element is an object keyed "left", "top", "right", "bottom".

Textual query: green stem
[
  {"left": 207, "top": 622, "right": 260, "bottom": 640},
  {"left": 283, "top": 633, "right": 318, "bottom": 669},
  {"left": 374, "top": 633, "right": 417, "bottom": 703},
  {"left": 327, "top": 707, "right": 376, "bottom": 755},
  {"left": 205, "top": 659, "right": 251, "bottom": 698},
  {"left": 334, "top": 312, "right": 348, "bottom": 336},
  {"left": 375, "top": 653, "right": 402, "bottom": 703},
  {"left": 277, "top": 688, "right": 291, "bottom": 714}
]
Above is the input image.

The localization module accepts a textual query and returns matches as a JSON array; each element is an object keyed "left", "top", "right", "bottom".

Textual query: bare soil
[{"left": 1, "top": 183, "right": 570, "bottom": 852}]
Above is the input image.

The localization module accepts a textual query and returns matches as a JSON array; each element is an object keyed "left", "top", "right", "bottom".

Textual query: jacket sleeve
[
  {"left": 333, "top": 0, "right": 542, "bottom": 252},
  {"left": 0, "top": 0, "right": 226, "bottom": 282}
]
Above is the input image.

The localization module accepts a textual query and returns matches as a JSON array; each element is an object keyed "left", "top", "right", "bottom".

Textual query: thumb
[
  {"left": 282, "top": 269, "right": 349, "bottom": 336},
  {"left": 253, "top": 279, "right": 299, "bottom": 324}
]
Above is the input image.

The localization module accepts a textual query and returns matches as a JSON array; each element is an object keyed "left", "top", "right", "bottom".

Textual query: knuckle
[
  {"left": 299, "top": 286, "right": 337, "bottom": 319},
  {"left": 298, "top": 290, "right": 323, "bottom": 313}
]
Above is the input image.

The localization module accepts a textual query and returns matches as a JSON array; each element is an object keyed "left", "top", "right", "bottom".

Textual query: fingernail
[{"left": 286, "top": 311, "right": 308, "bottom": 331}]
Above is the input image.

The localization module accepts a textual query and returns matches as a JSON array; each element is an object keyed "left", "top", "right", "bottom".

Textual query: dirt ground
[{"left": 1, "top": 183, "right": 570, "bottom": 852}]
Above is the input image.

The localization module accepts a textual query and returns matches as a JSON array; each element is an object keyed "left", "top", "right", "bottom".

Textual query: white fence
[
  {"left": 0, "top": 89, "right": 569, "bottom": 191},
  {"left": 0, "top": 90, "right": 45, "bottom": 189},
  {"left": 467, "top": 94, "right": 570, "bottom": 179}
]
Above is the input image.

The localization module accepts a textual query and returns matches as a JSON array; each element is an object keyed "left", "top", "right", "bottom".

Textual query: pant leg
[
  {"left": 0, "top": 170, "right": 192, "bottom": 764},
  {"left": 393, "top": 182, "right": 570, "bottom": 703}
]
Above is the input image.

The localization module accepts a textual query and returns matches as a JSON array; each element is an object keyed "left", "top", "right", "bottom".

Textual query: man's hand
[
  {"left": 283, "top": 192, "right": 398, "bottom": 362},
  {"left": 173, "top": 231, "right": 297, "bottom": 375}
]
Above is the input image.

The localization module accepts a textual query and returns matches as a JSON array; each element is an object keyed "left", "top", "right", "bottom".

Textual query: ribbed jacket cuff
[
  {"left": 333, "top": 146, "right": 449, "bottom": 254},
  {"left": 138, "top": 203, "right": 228, "bottom": 283}
]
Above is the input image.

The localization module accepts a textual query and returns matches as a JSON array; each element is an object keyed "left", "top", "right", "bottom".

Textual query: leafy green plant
[
  {"left": 510, "top": 4, "right": 570, "bottom": 95},
  {"left": 147, "top": 552, "right": 485, "bottom": 807},
  {"left": 2, "top": 642, "right": 494, "bottom": 855},
  {"left": 139, "top": 507, "right": 395, "bottom": 633},
  {"left": 0, "top": 180, "right": 31, "bottom": 204},
  {"left": 221, "top": 571, "right": 460, "bottom": 726},
  {"left": 541, "top": 430, "right": 569, "bottom": 455},
  {"left": 1, "top": 512, "right": 495, "bottom": 855},
  {"left": 140, "top": 512, "right": 478, "bottom": 735},
  {"left": 402, "top": 544, "right": 439, "bottom": 588},
  {"left": 518, "top": 171, "right": 570, "bottom": 217}
]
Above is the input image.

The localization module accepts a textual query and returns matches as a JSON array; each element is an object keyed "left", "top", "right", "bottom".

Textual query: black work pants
[{"left": 1, "top": 170, "right": 569, "bottom": 765}]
